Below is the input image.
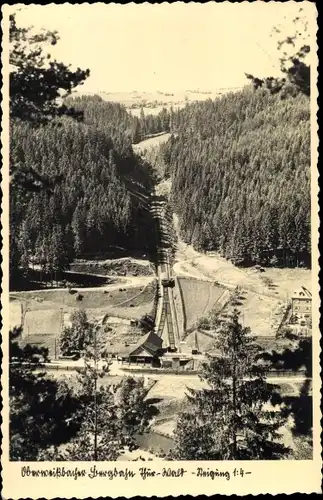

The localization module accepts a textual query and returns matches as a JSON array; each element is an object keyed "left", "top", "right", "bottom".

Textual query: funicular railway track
[
  {"left": 156, "top": 261, "right": 176, "bottom": 350},
  {"left": 151, "top": 192, "right": 178, "bottom": 351}
]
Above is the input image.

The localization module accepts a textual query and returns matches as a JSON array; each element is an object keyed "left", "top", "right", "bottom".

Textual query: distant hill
[{"left": 73, "top": 89, "right": 240, "bottom": 116}]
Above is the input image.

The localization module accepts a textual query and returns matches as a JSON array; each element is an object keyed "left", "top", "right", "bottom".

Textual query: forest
[
  {"left": 10, "top": 6, "right": 311, "bottom": 290},
  {"left": 10, "top": 87, "right": 311, "bottom": 289},
  {"left": 10, "top": 97, "right": 159, "bottom": 287},
  {"left": 160, "top": 87, "right": 311, "bottom": 267}
]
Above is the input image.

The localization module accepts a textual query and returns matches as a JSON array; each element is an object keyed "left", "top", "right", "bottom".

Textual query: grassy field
[
  {"left": 178, "top": 277, "right": 226, "bottom": 331},
  {"left": 180, "top": 253, "right": 312, "bottom": 300},
  {"left": 10, "top": 281, "right": 156, "bottom": 345},
  {"left": 174, "top": 243, "right": 312, "bottom": 338},
  {"left": 24, "top": 310, "right": 62, "bottom": 335},
  {"left": 11, "top": 282, "right": 155, "bottom": 311},
  {"left": 132, "top": 133, "right": 171, "bottom": 154},
  {"left": 9, "top": 298, "right": 22, "bottom": 330},
  {"left": 259, "top": 267, "right": 312, "bottom": 298},
  {"left": 76, "top": 89, "right": 225, "bottom": 117},
  {"left": 223, "top": 289, "right": 282, "bottom": 337}
]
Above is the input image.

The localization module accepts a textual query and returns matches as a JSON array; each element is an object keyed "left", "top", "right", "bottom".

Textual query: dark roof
[
  {"left": 129, "top": 331, "right": 163, "bottom": 357},
  {"left": 292, "top": 286, "right": 312, "bottom": 299},
  {"left": 103, "top": 331, "right": 162, "bottom": 358}
]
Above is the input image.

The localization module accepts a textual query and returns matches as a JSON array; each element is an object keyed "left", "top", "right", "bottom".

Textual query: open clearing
[
  {"left": 77, "top": 89, "right": 225, "bottom": 118},
  {"left": 223, "top": 289, "right": 282, "bottom": 337},
  {"left": 132, "top": 133, "right": 171, "bottom": 154},
  {"left": 172, "top": 221, "right": 311, "bottom": 339},
  {"left": 177, "top": 277, "right": 228, "bottom": 331},
  {"left": 9, "top": 299, "right": 22, "bottom": 330},
  {"left": 175, "top": 250, "right": 311, "bottom": 301},
  {"left": 173, "top": 212, "right": 311, "bottom": 298},
  {"left": 10, "top": 280, "right": 156, "bottom": 346}
]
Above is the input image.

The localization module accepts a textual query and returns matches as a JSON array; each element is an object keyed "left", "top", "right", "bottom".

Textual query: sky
[{"left": 9, "top": 2, "right": 315, "bottom": 94}]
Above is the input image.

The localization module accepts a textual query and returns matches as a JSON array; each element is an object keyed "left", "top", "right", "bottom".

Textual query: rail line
[{"left": 151, "top": 191, "right": 179, "bottom": 351}]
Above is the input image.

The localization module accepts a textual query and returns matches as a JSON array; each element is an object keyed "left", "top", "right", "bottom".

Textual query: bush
[
  {"left": 196, "top": 316, "right": 210, "bottom": 330},
  {"left": 139, "top": 314, "right": 154, "bottom": 333}
]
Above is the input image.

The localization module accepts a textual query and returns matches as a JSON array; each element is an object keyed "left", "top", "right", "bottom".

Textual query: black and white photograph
[{"left": 1, "top": 1, "right": 320, "bottom": 496}]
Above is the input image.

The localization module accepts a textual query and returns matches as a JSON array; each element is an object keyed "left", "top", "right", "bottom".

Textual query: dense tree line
[
  {"left": 10, "top": 97, "right": 159, "bottom": 287},
  {"left": 161, "top": 87, "right": 310, "bottom": 267},
  {"left": 9, "top": 13, "right": 89, "bottom": 194},
  {"left": 136, "top": 106, "right": 171, "bottom": 140},
  {"left": 67, "top": 95, "right": 171, "bottom": 144},
  {"left": 9, "top": 328, "right": 81, "bottom": 460}
]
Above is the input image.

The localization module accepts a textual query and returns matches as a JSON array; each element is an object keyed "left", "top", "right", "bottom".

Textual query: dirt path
[
  {"left": 44, "top": 360, "right": 308, "bottom": 385},
  {"left": 132, "top": 133, "right": 171, "bottom": 154}
]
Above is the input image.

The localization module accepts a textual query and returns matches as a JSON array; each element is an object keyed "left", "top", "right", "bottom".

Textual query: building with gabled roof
[
  {"left": 104, "top": 331, "right": 163, "bottom": 364},
  {"left": 291, "top": 286, "right": 312, "bottom": 317}
]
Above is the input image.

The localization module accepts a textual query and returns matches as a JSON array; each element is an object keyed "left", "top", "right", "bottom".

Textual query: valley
[
  {"left": 10, "top": 125, "right": 312, "bottom": 462},
  {"left": 8, "top": 10, "right": 313, "bottom": 464}
]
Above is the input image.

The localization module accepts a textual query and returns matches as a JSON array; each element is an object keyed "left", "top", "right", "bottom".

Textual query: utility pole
[
  {"left": 195, "top": 330, "right": 199, "bottom": 353},
  {"left": 57, "top": 308, "right": 64, "bottom": 360}
]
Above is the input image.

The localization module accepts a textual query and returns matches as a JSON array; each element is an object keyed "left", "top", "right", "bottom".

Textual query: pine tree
[
  {"left": 62, "top": 340, "right": 119, "bottom": 461},
  {"left": 131, "top": 117, "right": 142, "bottom": 144},
  {"left": 171, "top": 310, "right": 289, "bottom": 460},
  {"left": 140, "top": 107, "right": 146, "bottom": 138},
  {"left": 245, "top": 8, "right": 311, "bottom": 97},
  {"left": 50, "top": 225, "right": 70, "bottom": 283},
  {"left": 9, "top": 13, "right": 89, "bottom": 192},
  {"left": 9, "top": 13, "right": 89, "bottom": 124}
]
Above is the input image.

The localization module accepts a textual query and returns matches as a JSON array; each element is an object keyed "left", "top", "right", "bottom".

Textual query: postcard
[{"left": 1, "top": 2, "right": 321, "bottom": 497}]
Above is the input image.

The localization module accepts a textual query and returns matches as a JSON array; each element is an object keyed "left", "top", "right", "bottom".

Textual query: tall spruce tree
[
  {"left": 9, "top": 13, "right": 89, "bottom": 125},
  {"left": 171, "top": 310, "right": 289, "bottom": 460}
]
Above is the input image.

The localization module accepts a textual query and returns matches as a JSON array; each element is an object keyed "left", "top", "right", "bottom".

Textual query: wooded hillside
[
  {"left": 163, "top": 88, "right": 311, "bottom": 267},
  {"left": 10, "top": 97, "right": 156, "bottom": 286}
]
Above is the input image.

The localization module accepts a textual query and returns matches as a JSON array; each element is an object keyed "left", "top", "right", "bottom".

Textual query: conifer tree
[
  {"left": 9, "top": 13, "right": 89, "bottom": 192},
  {"left": 245, "top": 8, "right": 311, "bottom": 97},
  {"left": 171, "top": 310, "right": 289, "bottom": 460}
]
